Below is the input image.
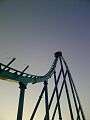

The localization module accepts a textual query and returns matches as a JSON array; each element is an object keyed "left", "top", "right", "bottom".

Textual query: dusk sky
[{"left": 0, "top": 0, "right": 90, "bottom": 120}]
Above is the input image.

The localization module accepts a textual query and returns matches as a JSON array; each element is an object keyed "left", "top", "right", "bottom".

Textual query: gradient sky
[{"left": 0, "top": 0, "right": 90, "bottom": 120}]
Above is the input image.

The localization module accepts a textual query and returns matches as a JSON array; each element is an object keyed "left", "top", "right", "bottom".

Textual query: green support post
[{"left": 17, "top": 82, "right": 27, "bottom": 120}]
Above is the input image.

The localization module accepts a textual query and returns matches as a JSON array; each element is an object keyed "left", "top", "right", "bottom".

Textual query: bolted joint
[
  {"left": 19, "top": 82, "right": 27, "bottom": 90},
  {"left": 54, "top": 51, "right": 62, "bottom": 58}
]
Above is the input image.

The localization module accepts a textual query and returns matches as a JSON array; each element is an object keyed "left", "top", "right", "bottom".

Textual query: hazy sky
[{"left": 0, "top": 0, "right": 90, "bottom": 120}]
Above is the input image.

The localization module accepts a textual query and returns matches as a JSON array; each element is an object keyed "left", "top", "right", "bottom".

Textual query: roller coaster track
[{"left": 0, "top": 51, "right": 86, "bottom": 120}]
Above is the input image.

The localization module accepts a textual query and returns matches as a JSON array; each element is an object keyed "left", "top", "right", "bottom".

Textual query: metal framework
[{"left": 0, "top": 51, "right": 86, "bottom": 120}]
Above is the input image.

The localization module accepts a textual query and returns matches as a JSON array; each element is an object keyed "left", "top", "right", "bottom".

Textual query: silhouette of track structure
[{"left": 0, "top": 51, "right": 86, "bottom": 120}]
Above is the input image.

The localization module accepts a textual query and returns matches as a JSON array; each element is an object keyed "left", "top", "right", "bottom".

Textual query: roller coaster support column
[
  {"left": 17, "top": 82, "right": 27, "bottom": 120},
  {"left": 44, "top": 80, "right": 49, "bottom": 120}
]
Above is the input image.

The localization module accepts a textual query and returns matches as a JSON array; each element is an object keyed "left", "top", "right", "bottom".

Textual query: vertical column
[
  {"left": 17, "top": 82, "right": 27, "bottom": 120},
  {"left": 44, "top": 80, "right": 49, "bottom": 120}
]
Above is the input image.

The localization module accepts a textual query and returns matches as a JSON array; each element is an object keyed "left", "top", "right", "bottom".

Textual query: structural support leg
[
  {"left": 17, "top": 82, "right": 26, "bottom": 120},
  {"left": 64, "top": 80, "right": 74, "bottom": 120},
  {"left": 59, "top": 57, "right": 74, "bottom": 120},
  {"left": 44, "top": 81, "right": 49, "bottom": 120},
  {"left": 71, "top": 78, "right": 86, "bottom": 120},
  {"left": 54, "top": 71, "right": 62, "bottom": 120},
  {"left": 30, "top": 86, "right": 45, "bottom": 120},
  {"left": 68, "top": 72, "right": 81, "bottom": 120}
]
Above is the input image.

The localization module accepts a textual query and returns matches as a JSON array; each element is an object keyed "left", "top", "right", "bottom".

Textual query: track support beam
[
  {"left": 17, "top": 82, "right": 26, "bottom": 120},
  {"left": 44, "top": 81, "right": 49, "bottom": 120}
]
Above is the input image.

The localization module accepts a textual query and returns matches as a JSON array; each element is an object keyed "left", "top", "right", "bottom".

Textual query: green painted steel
[{"left": 0, "top": 56, "right": 58, "bottom": 84}]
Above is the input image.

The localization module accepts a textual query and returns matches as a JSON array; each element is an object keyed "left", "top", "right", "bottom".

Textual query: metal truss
[{"left": 0, "top": 52, "right": 86, "bottom": 120}]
